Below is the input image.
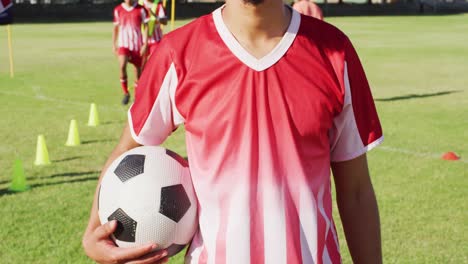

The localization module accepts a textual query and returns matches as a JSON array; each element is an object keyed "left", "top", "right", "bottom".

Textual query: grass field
[{"left": 0, "top": 14, "right": 467, "bottom": 264}]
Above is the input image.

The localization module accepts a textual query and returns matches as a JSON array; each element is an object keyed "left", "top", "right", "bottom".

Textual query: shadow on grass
[
  {"left": 100, "top": 121, "right": 125, "bottom": 125},
  {"left": 52, "top": 156, "right": 83, "bottom": 163},
  {"left": 32, "top": 176, "right": 97, "bottom": 188},
  {"left": 0, "top": 179, "right": 9, "bottom": 185},
  {"left": 0, "top": 188, "right": 26, "bottom": 196},
  {"left": 82, "top": 139, "right": 116, "bottom": 145},
  {"left": 0, "top": 176, "right": 97, "bottom": 197},
  {"left": 46, "top": 170, "right": 100, "bottom": 179},
  {"left": 375, "top": 90, "right": 461, "bottom": 102}
]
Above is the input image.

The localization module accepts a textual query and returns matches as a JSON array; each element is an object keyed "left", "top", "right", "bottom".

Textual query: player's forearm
[
  {"left": 142, "top": 24, "right": 149, "bottom": 45},
  {"left": 83, "top": 124, "right": 141, "bottom": 237},
  {"left": 112, "top": 26, "right": 119, "bottom": 48},
  {"left": 337, "top": 185, "right": 382, "bottom": 264}
]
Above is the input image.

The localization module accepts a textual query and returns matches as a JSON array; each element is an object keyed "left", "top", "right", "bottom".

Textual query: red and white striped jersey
[
  {"left": 113, "top": 3, "right": 149, "bottom": 51},
  {"left": 129, "top": 7, "right": 383, "bottom": 264},
  {"left": 142, "top": 0, "right": 166, "bottom": 44}
]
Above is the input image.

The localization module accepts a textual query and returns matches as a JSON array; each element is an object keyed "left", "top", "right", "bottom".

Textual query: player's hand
[
  {"left": 113, "top": 46, "right": 118, "bottom": 56},
  {"left": 159, "top": 17, "right": 168, "bottom": 25},
  {"left": 140, "top": 44, "right": 148, "bottom": 57},
  {"left": 82, "top": 220, "right": 169, "bottom": 264}
]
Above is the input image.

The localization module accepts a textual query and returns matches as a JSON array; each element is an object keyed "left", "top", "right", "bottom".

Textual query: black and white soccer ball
[{"left": 98, "top": 146, "right": 197, "bottom": 256}]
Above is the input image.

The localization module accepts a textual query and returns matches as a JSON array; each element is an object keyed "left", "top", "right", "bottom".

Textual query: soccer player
[
  {"left": 292, "top": 0, "right": 323, "bottom": 20},
  {"left": 113, "top": 0, "right": 149, "bottom": 105},
  {"left": 83, "top": 0, "right": 384, "bottom": 263},
  {"left": 141, "top": 0, "right": 168, "bottom": 57}
]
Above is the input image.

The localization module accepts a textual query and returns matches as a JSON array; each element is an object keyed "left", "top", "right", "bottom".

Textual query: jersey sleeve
[
  {"left": 141, "top": 7, "right": 150, "bottom": 23},
  {"left": 113, "top": 8, "right": 120, "bottom": 25},
  {"left": 329, "top": 37, "right": 383, "bottom": 162},
  {"left": 157, "top": 2, "right": 167, "bottom": 18},
  {"left": 128, "top": 41, "right": 185, "bottom": 146}
]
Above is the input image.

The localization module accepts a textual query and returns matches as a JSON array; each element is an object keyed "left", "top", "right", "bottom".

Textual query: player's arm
[
  {"left": 82, "top": 124, "right": 169, "bottom": 264},
  {"left": 155, "top": 2, "right": 168, "bottom": 25},
  {"left": 141, "top": 23, "right": 149, "bottom": 56},
  {"left": 331, "top": 154, "right": 382, "bottom": 264},
  {"left": 112, "top": 24, "right": 119, "bottom": 55},
  {"left": 157, "top": 6, "right": 168, "bottom": 26},
  {"left": 112, "top": 8, "right": 120, "bottom": 55},
  {"left": 141, "top": 9, "right": 150, "bottom": 57}
]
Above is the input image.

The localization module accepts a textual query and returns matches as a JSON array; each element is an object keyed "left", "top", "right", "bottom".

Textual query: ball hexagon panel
[
  {"left": 159, "top": 184, "right": 191, "bottom": 223},
  {"left": 114, "top": 154, "right": 145, "bottom": 182},
  {"left": 108, "top": 208, "right": 137, "bottom": 243},
  {"left": 173, "top": 169, "right": 198, "bottom": 244}
]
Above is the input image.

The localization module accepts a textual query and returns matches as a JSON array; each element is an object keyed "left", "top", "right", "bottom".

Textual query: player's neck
[
  {"left": 222, "top": 0, "right": 291, "bottom": 59},
  {"left": 123, "top": 0, "right": 135, "bottom": 8}
]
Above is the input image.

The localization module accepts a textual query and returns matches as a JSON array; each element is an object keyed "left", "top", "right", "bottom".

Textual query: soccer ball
[{"left": 98, "top": 146, "right": 197, "bottom": 256}]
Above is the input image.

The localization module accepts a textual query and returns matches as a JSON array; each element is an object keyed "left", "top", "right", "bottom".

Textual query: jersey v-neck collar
[
  {"left": 212, "top": 6, "right": 300, "bottom": 72},
  {"left": 121, "top": 3, "right": 137, "bottom": 11}
]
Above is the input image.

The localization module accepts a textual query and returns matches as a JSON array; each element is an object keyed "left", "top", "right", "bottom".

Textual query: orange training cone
[{"left": 442, "top": 152, "right": 460, "bottom": 161}]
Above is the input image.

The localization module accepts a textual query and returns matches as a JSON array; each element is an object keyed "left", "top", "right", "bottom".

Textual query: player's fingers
[
  {"left": 94, "top": 220, "right": 117, "bottom": 239},
  {"left": 126, "top": 250, "right": 168, "bottom": 264},
  {"left": 112, "top": 244, "right": 158, "bottom": 263}
]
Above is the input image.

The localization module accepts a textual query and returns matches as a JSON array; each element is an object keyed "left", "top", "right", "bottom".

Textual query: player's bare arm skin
[
  {"left": 141, "top": 23, "right": 149, "bottom": 57},
  {"left": 112, "top": 24, "right": 119, "bottom": 55},
  {"left": 332, "top": 154, "right": 383, "bottom": 264},
  {"left": 82, "top": 124, "right": 169, "bottom": 264}
]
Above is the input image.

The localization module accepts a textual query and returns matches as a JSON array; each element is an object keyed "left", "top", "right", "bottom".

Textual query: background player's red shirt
[
  {"left": 130, "top": 7, "right": 383, "bottom": 264},
  {"left": 113, "top": 3, "right": 149, "bottom": 52}
]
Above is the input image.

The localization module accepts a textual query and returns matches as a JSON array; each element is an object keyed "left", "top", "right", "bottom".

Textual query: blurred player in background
[
  {"left": 113, "top": 0, "right": 149, "bottom": 105},
  {"left": 140, "top": 0, "right": 168, "bottom": 63},
  {"left": 293, "top": 0, "right": 323, "bottom": 20}
]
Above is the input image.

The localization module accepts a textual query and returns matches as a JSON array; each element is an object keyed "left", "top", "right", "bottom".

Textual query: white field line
[
  {"left": 0, "top": 90, "right": 125, "bottom": 113},
  {"left": 376, "top": 146, "right": 467, "bottom": 164}
]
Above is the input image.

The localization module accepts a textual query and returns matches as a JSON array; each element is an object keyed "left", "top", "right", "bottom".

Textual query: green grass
[{"left": 0, "top": 14, "right": 467, "bottom": 263}]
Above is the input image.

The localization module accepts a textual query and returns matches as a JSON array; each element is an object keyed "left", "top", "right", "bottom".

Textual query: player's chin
[{"left": 243, "top": 0, "right": 264, "bottom": 5}]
